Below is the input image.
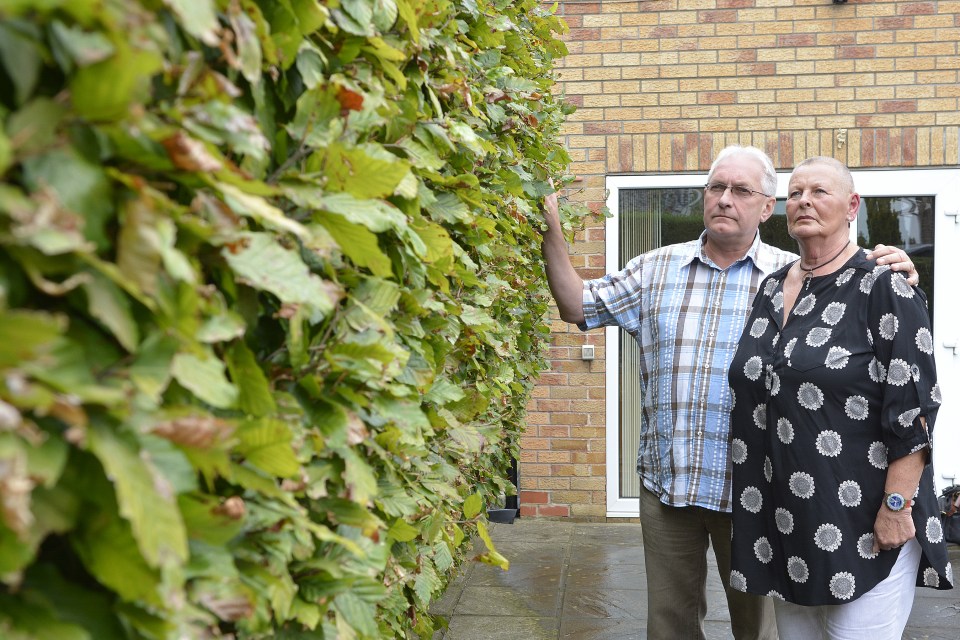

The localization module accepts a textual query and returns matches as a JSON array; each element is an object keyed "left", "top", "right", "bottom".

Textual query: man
[{"left": 540, "top": 146, "right": 917, "bottom": 640}]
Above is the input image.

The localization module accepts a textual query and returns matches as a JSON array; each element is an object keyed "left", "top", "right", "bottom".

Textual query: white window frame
[{"left": 605, "top": 169, "right": 960, "bottom": 517}]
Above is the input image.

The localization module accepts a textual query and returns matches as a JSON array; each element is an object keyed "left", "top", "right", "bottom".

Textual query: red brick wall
[{"left": 521, "top": 0, "right": 960, "bottom": 520}]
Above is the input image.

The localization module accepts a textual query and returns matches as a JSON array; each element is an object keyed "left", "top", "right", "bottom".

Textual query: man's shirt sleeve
[{"left": 579, "top": 254, "right": 646, "bottom": 333}]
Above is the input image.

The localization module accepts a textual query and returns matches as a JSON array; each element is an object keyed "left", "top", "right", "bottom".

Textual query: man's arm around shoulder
[{"left": 541, "top": 192, "right": 586, "bottom": 325}]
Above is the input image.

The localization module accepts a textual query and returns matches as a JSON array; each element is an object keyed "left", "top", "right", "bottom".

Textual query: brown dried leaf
[
  {"left": 212, "top": 496, "right": 246, "bottom": 520},
  {"left": 151, "top": 416, "right": 234, "bottom": 449},
  {"left": 336, "top": 86, "right": 364, "bottom": 112},
  {"left": 199, "top": 592, "right": 254, "bottom": 622},
  {"left": 346, "top": 412, "right": 369, "bottom": 446},
  {"left": 0, "top": 452, "right": 35, "bottom": 537},
  {"left": 484, "top": 89, "right": 507, "bottom": 103},
  {"left": 161, "top": 131, "right": 223, "bottom": 172},
  {"left": 47, "top": 396, "right": 88, "bottom": 429}
]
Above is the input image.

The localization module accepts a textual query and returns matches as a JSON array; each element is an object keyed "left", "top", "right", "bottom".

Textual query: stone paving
[{"left": 433, "top": 520, "right": 960, "bottom": 640}]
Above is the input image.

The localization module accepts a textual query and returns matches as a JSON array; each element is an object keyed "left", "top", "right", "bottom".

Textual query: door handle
[{"left": 945, "top": 340, "right": 959, "bottom": 355}]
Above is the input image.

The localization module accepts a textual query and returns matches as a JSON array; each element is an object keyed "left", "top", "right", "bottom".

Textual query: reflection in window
[{"left": 858, "top": 196, "right": 935, "bottom": 324}]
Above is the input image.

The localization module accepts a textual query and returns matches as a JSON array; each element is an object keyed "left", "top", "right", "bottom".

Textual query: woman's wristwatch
[{"left": 884, "top": 492, "right": 907, "bottom": 512}]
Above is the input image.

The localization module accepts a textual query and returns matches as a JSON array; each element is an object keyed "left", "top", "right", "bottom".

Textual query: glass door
[{"left": 605, "top": 169, "right": 960, "bottom": 517}]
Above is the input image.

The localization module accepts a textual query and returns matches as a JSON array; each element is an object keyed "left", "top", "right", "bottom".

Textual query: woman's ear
[{"left": 847, "top": 192, "right": 861, "bottom": 222}]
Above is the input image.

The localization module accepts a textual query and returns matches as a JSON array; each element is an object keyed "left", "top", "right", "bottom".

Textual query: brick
[
  {"left": 916, "top": 43, "right": 956, "bottom": 56},
  {"left": 538, "top": 505, "right": 571, "bottom": 517},
  {"left": 571, "top": 477, "right": 606, "bottom": 491},
  {"left": 796, "top": 75, "right": 834, "bottom": 88},
  {"left": 918, "top": 98, "right": 959, "bottom": 111},
  {"left": 538, "top": 478, "right": 571, "bottom": 491},
  {"left": 584, "top": 122, "right": 621, "bottom": 135},
  {"left": 600, "top": 27, "right": 641, "bottom": 41},
  {"left": 622, "top": 12, "right": 662, "bottom": 27},
  {"left": 877, "top": 17, "right": 914, "bottom": 30},
  {"left": 853, "top": 58, "right": 896, "bottom": 72},
  {"left": 758, "top": 48, "right": 797, "bottom": 63},
  {"left": 521, "top": 490, "right": 548, "bottom": 504},
  {"left": 658, "top": 92, "right": 696, "bottom": 107},
  {"left": 570, "top": 504, "right": 607, "bottom": 518},
  {"left": 856, "top": 31, "right": 895, "bottom": 46},
  {"left": 739, "top": 62, "right": 776, "bottom": 75},
  {"left": 775, "top": 116, "right": 816, "bottom": 130},
  {"left": 661, "top": 120, "right": 699, "bottom": 133},
  {"left": 854, "top": 115, "right": 896, "bottom": 128},
  {"left": 583, "top": 40, "right": 624, "bottom": 55},
  {"left": 572, "top": 453, "right": 606, "bottom": 467},
  {"left": 935, "top": 112, "right": 960, "bottom": 125},
  {"left": 643, "top": 25, "right": 679, "bottom": 39},
  {"left": 856, "top": 87, "right": 895, "bottom": 100},
  {"left": 879, "top": 100, "right": 918, "bottom": 113},
  {"left": 797, "top": 47, "right": 836, "bottom": 62},
  {"left": 837, "top": 100, "right": 876, "bottom": 115},
  {"left": 719, "top": 48, "right": 758, "bottom": 63},
  {"left": 698, "top": 91, "right": 737, "bottom": 104},
  {"left": 719, "top": 104, "right": 759, "bottom": 117},
  {"left": 736, "top": 35, "right": 777, "bottom": 49},
  {"left": 582, "top": 14, "right": 621, "bottom": 28},
  {"left": 798, "top": 102, "right": 837, "bottom": 116},
  {"left": 778, "top": 34, "right": 815, "bottom": 48},
  {"left": 914, "top": 15, "right": 956, "bottom": 28},
  {"left": 583, "top": 69, "right": 624, "bottom": 83},
  {"left": 817, "top": 60, "right": 856, "bottom": 74},
  {"left": 660, "top": 10, "right": 700, "bottom": 26},
  {"left": 755, "top": 76, "right": 795, "bottom": 89},
  {"left": 538, "top": 451, "right": 572, "bottom": 463},
  {"left": 935, "top": 84, "right": 960, "bottom": 97},
  {"left": 551, "top": 490, "right": 592, "bottom": 504},
  {"left": 839, "top": 46, "right": 876, "bottom": 59},
  {"left": 877, "top": 44, "right": 921, "bottom": 58},
  {"left": 600, "top": 2, "right": 640, "bottom": 14},
  {"left": 701, "top": 119, "right": 738, "bottom": 132},
  {"left": 699, "top": 9, "right": 737, "bottom": 23},
  {"left": 681, "top": 106, "right": 720, "bottom": 119},
  {"left": 760, "top": 103, "right": 797, "bottom": 117},
  {"left": 896, "top": 85, "right": 935, "bottom": 99},
  {"left": 898, "top": 3, "right": 935, "bottom": 16},
  {"left": 895, "top": 113, "right": 936, "bottom": 126}
]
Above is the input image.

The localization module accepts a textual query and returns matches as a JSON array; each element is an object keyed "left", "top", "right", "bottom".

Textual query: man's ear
[{"left": 759, "top": 197, "right": 776, "bottom": 223}]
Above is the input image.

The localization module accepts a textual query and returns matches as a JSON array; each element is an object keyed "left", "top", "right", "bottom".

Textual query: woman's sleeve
[{"left": 867, "top": 269, "right": 941, "bottom": 462}]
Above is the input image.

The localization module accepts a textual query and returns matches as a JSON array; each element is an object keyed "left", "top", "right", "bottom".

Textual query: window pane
[
  {"left": 857, "top": 196, "right": 935, "bottom": 323},
  {"left": 617, "top": 188, "right": 704, "bottom": 499}
]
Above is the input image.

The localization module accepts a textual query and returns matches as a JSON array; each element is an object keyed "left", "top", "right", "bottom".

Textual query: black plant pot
[{"left": 486, "top": 508, "right": 517, "bottom": 524}]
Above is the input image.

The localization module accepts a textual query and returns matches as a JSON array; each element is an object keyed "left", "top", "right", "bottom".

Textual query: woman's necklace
[{"left": 799, "top": 240, "right": 850, "bottom": 290}]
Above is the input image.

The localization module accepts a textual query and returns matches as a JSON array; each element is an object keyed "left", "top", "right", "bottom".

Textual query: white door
[
  {"left": 848, "top": 169, "right": 960, "bottom": 492},
  {"left": 605, "top": 168, "right": 960, "bottom": 517}
]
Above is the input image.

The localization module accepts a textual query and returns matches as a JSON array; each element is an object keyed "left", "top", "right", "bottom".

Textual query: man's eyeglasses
[{"left": 705, "top": 182, "right": 772, "bottom": 199}]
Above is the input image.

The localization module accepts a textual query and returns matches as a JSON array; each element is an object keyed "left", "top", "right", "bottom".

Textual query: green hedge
[{"left": 0, "top": 1, "right": 581, "bottom": 637}]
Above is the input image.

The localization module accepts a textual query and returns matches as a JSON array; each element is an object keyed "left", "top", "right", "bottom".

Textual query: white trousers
[{"left": 773, "top": 537, "right": 921, "bottom": 640}]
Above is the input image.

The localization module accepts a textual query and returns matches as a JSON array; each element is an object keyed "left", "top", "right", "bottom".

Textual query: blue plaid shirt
[{"left": 581, "top": 231, "right": 796, "bottom": 512}]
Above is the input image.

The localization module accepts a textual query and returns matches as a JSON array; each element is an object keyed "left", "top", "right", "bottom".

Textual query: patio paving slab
[{"left": 433, "top": 520, "right": 960, "bottom": 640}]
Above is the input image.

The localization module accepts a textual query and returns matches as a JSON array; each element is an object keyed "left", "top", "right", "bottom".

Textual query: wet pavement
[{"left": 433, "top": 520, "right": 960, "bottom": 640}]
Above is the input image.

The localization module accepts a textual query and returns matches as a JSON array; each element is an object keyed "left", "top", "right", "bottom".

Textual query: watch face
[{"left": 886, "top": 493, "right": 906, "bottom": 511}]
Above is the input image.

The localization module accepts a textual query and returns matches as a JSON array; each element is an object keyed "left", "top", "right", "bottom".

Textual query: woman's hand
[{"left": 872, "top": 502, "right": 916, "bottom": 552}]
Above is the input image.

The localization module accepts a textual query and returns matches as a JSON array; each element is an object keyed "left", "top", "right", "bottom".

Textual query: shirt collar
[{"left": 688, "top": 229, "right": 772, "bottom": 273}]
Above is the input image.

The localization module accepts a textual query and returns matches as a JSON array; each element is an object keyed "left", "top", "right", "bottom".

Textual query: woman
[{"left": 727, "top": 156, "right": 953, "bottom": 640}]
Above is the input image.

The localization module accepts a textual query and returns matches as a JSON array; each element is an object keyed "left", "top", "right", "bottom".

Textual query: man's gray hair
[
  {"left": 707, "top": 145, "right": 777, "bottom": 197},
  {"left": 793, "top": 156, "right": 855, "bottom": 194}
]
